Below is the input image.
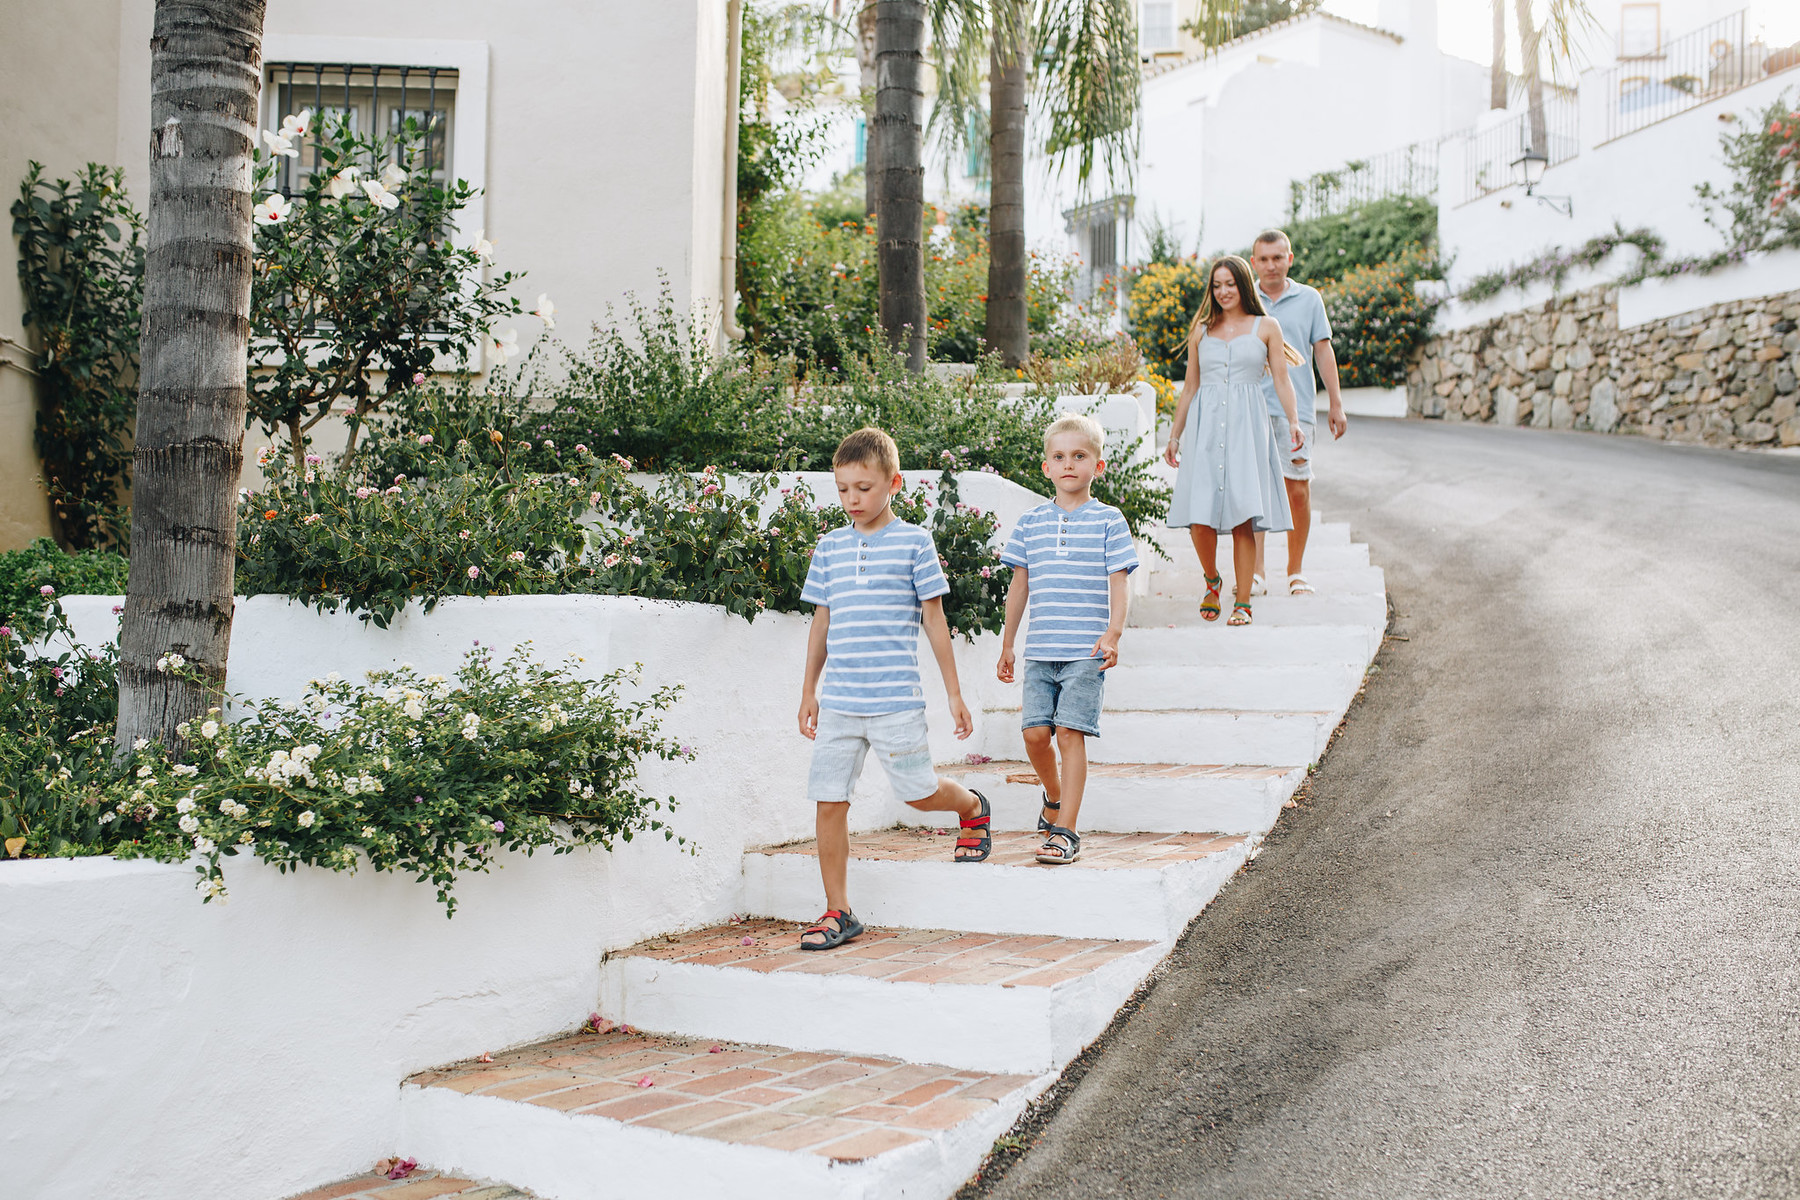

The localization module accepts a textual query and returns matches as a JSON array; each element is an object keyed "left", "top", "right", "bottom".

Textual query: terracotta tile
[
  {"left": 885, "top": 1078, "right": 964, "bottom": 1108},
  {"left": 374, "top": 1181, "right": 479, "bottom": 1200},
  {"left": 584, "top": 1091, "right": 693, "bottom": 1121},
  {"left": 889, "top": 965, "right": 958, "bottom": 984},
  {"left": 957, "top": 1073, "right": 1038, "bottom": 1101},
  {"left": 772, "top": 955, "right": 861, "bottom": 976},
  {"left": 858, "top": 1064, "right": 954, "bottom": 1094},
  {"left": 779, "top": 1062, "right": 878, "bottom": 1091},
  {"left": 631, "top": 1100, "right": 751, "bottom": 1133},
  {"left": 529, "top": 1081, "right": 636, "bottom": 1112},
  {"left": 424, "top": 1066, "right": 544, "bottom": 1094},
  {"left": 889, "top": 1096, "right": 994, "bottom": 1131},
  {"left": 749, "top": 1117, "right": 867, "bottom": 1151},
  {"left": 833, "top": 1103, "right": 913, "bottom": 1122},
  {"left": 811, "top": 1128, "right": 928, "bottom": 1161},
  {"left": 687, "top": 1109, "right": 808, "bottom": 1144},
  {"left": 719, "top": 1085, "right": 805, "bottom": 1105},
  {"left": 839, "top": 960, "right": 916, "bottom": 980},
  {"left": 670, "top": 1050, "right": 773, "bottom": 1076},
  {"left": 756, "top": 1051, "right": 840, "bottom": 1073},
  {"left": 599, "top": 1050, "right": 688, "bottom": 1073},
  {"left": 288, "top": 1179, "right": 384, "bottom": 1200},
  {"left": 670, "top": 1068, "right": 781, "bottom": 1097},
  {"left": 941, "top": 964, "right": 1033, "bottom": 986},
  {"left": 1009, "top": 967, "right": 1090, "bottom": 988},
  {"left": 479, "top": 1075, "right": 585, "bottom": 1101},
  {"left": 779, "top": 1085, "right": 883, "bottom": 1116}
]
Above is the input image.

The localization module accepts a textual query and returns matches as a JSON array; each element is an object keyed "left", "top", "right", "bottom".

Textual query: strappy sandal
[
  {"left": 1037, "top": 789, "right": 1061, "bottom": 833},
  {"left": 1227, "top": 600, "right": 1253, "bottom": 626},
  {"left": 1250, "top": 573, "right": 1267, "bottom": 597},
  {"left": 1200, "top": 573, "right": 1223, "bottom": 621},
  {"left": 955, "top": 790, "right": 992, "bottom": 863},
  {"left": 799, "top": 908, "right": 863, "bottom": 951},
  {"left": 1036, "top": 825, "right": 1081, "bottom": 865},
  {"left": 1287, "top": 574, "right": 1314, "bottom": 596}
]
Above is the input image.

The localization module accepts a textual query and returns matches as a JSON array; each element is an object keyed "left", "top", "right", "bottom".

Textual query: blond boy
[{"left": 996, "top": 414, "right": 1138, "bottom": 865}]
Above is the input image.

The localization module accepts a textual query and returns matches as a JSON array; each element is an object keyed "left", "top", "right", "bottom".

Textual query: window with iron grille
[
  {"left": 264, "top": 62, "right": 458, "bottom": 196},
  {"left": 1140, "top": 1, "right": 1179, "bottom": 53},
  {"left": 1064, "top": 197, "right": 1131, "bottom": 303}
]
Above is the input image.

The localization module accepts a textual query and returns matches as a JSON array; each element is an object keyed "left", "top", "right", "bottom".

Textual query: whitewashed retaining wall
[{"left": 3, "top": 586, "right": 1010, "bottom": 1200}]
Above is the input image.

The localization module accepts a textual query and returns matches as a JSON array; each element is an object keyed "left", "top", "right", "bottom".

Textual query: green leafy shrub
[
  {"left": 1322, "top": 247, "right": 1443, "bottom": 387},
  {"left": 112, "top": 646, "right": 688, "bottom": 912},
  {"left": 0, "top": 538, "right": 130, "bottom": 638},
  {"left": 11, "top": 163, "right": 143, "bottom": 550},
  {"left": 1281, "top": 195, "right": 1437, "bottom": 286},
  {"left": 0, "top": 602, "right": 122, "bottom": 859},
  {"left": 1126, "top": 258, "right": 1206, "bottom": 384}
]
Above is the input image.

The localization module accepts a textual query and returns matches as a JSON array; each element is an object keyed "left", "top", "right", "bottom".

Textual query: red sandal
[{"left": 956, "top": 791, "right": 993, "bottom": 863}]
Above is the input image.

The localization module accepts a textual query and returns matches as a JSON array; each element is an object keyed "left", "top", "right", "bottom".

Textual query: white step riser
[
  {"left": 1146, "top": 542, "right": 1370, "bottom": 571},
  {"left": 1130, "top": 594, "right": 1386, "bottom": 630},
  {"left": 1090, "top": 663, "right": 1366, "bottom": 712},
  {"left": 1115, "top": 624, "right": 1380, "bottom": 666},
  {"left": 597, "top": 944, "right": 1162, "bottom": 1076},
  {"left": 398, "top": 1077, "right": 1044, "bottom": 1200},
  {"left": 741, "top": 842, "right": 1253, "bottom": 943},
  {"left": 1145, "top": 522, "right": 1352, "bottom": 549},
  {"left": 917, "top": 769, "right": 1300, "bottom": 835},
  {"left": 981, "top": 710, "right": 1331, "bottom": 767},
  {"left": 1145, "top": 565, "right": 1386, "bottom": 596}
]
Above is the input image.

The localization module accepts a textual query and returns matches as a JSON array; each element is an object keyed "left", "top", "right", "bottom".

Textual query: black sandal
[
  {"left": 1036, "top": 825, "right": 1081, "bottom": 865},
  {"left": 956, "top": 790, "right": 993, "bottom": 863},
  {"left": 799, "top": 908, "right": 863, "bottom": 951},
  {"left": 1037, "top": 789, "right": 1061, "bottom": 833}
]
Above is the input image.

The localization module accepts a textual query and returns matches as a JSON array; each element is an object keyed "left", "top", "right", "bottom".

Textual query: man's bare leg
[{"left": 1284, "top": 476, "right": 1311, "bottom": 578}]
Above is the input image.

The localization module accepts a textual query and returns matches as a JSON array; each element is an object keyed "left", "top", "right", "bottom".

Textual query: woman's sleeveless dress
[{"left": 1167, "top": 323, "right": 1294, "bottom": 534}]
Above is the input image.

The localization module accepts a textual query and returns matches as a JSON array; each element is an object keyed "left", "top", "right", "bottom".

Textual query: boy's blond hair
[
  {"left": 1043, "top": 412, "right": 1106, "bottom": 458},
  {"left": 833, "top": 426, "right": 901, "bottom": 477}
]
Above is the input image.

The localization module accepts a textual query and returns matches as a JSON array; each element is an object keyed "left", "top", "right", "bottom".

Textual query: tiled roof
[{"left": 1142, "top": 11, "right": 1403, "bottom": 80}]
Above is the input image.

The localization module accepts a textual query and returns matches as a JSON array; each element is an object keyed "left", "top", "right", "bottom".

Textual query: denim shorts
[
  {"left": 807, "top": 707, "right": 939, "bottom": 805},
  {"left": 1269, "top": 415, "right": 1315, "bottom": 482},
  {"left": 1022, "top": 657, "right": 1105, "bottom": 737}
]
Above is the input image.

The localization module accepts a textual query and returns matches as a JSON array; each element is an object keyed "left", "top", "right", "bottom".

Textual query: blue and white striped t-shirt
[
  {"left": 801, "top": 518, "right": 950, "bottom": 715},
  {"left": 1000, "top": 499, "right": 1138, "bottom": 661}
]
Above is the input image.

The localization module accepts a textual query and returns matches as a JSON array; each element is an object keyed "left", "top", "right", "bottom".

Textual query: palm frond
[
  {"left": 1035, "top": 0, "right": 1140, "bottom": 192},
  {"left": 926, "top": 0, "right": 993, "bottom": 171}
]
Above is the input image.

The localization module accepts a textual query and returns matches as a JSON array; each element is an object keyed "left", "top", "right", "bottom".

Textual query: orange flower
[{"left": 263, "top": 509, "right": 278, "bottom": 520}]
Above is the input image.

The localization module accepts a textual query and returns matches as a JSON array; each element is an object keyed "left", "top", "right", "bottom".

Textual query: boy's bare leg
[
  {"left": 1189, "top": 524, "right": 1220, "bottom": 581},
  {"left": 1054, "top": 727, "right": 1088, "bottom": 832},
  {"left": 1232, "top": 523, "right": 1257, "bottom": 606},
  {"left": 816, "top": 801, "right": 851, "bottom": 914},
  {"left": 1022, "top": 725, "right": 1059, "bottom": 824},
  {"left": 905, "top": 775, "right": 980, "bottom": 818}
]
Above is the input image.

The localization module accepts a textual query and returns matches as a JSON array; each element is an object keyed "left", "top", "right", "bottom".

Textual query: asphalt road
[{"left": 970, "top": 419, "right": 1800, "bottom": 1200}]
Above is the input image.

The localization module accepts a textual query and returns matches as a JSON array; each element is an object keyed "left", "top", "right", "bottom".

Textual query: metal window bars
[
  {"left": 1596, "top": 9, "right": 1798, "bottom": 145},
  {"left": 1287, "top": 141, "right": 1440, "bottom": 223},
  {"left": 264, "top": 62, "right": 458, "bottom": 197}
]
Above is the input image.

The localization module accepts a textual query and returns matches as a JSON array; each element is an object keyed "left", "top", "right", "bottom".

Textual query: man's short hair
[
  {"left": 1253, "top": 229, "right": 1292, "bottom": 252},
  {"left": 833, "top": 426, "right": 901, "bottom": 477},
  {"left": 1043, "top": 412, "right": 1107, "bottom": 457}
]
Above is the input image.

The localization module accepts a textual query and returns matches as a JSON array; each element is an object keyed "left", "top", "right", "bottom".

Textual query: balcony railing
[
  {"left": 1287, "top": 141, "right": 1439, "bottom": 222},
  {"left": 1597, "top": 9, "right": 1799, "bottom": 144},
  {"left": 1448, "top": 95, "right": 1579, "bottom": 207}
]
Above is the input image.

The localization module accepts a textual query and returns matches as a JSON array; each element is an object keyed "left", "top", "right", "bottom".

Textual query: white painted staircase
[{"left": 390, "top": 518, "right": 1385, "bottom": 1200}]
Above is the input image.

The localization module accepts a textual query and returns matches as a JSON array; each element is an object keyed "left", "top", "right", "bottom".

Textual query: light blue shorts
[
  {"left": 807, "top": 707, "right": 938, "bottom": 805},
  {"left": 1022, "top": 657, "right": 1105, "bottom": 738},
  {"left": 1269, "top": 415, "right": 1315, "bottom": 482}
]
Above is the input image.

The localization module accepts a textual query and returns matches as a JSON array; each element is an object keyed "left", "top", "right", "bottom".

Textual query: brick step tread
[
  {"left": 407, "top": 1030, "right": 1037, "bottom": 1164},
  {"left": 978, "top": 703, "right": 1333, "bottom": 716},
  {"left": 938, "top": 760, "right": 1293, "bottom": 781},
  {"left": 752, "top": 828, "right": 1243, "bottom": 870},
  {"left": 621, "top": 918, "right": 1154, "bottom": 989},
  {"left": 288, "top": 1171, "right": 535, "bottom": 1200}
]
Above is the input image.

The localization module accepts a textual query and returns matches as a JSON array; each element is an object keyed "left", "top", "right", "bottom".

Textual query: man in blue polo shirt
[{"left": 1251, "top": 228, "right": 1349, "bottom": 596}]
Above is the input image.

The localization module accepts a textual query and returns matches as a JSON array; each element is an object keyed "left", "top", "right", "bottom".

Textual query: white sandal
[
  {"left": 1287, "top": 574, "right": 1314, "bottom": 596},
  {"left": 1250, "top": 573, "right": 1267, "bottom": 596}
]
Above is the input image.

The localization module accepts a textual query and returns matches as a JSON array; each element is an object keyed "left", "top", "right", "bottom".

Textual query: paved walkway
[{"left": 970, "top": 420, "right": 1800, "bottom": 1199}]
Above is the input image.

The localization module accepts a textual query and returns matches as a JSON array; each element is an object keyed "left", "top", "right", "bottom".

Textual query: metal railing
[
  {"left": 1287, "top": 141, "right": 1439, "bottom": 222},
  {"left": 1449, "top": 94, "right": 1579, "bottom": 206},
  {"left": 1597, "top": 9, "right": 1797, "bottom": 144},
  {"left": 265, "top": 62, "right": 458, "bottom": 196}
]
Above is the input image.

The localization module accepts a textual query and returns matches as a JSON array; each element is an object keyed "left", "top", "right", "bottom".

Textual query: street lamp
[{"left": 1510, "top": 149, "right": 1572, "bottom": 216}]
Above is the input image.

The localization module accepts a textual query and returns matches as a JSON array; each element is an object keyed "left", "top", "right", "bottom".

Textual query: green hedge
[
  {"left": 1322, "top": 247, "right": 1442, "bottom": 388},
  {"left": 0, "top": 538, "right": 129, "bottom": 638}
]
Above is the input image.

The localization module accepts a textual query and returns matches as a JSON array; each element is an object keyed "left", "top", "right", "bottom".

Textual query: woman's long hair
[{"left": 1188, "top": 254, "right": 1304, "bottom": 367}]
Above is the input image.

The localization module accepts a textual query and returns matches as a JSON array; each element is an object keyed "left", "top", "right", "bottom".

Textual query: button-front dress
[{"left": 1167, "top": 322, "right": 1295, "bottom": 534}]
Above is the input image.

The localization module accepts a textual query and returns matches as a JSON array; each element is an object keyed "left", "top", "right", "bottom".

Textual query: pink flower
[
  {"left": 412, "top": 372, "right": 426, "bottom": 384},
  {"left": 603, "top": 553, "right": 622, "bottom": 568},
  {"left": 467, "top": 566, "right": 481, "bottom": 580},
  {"left": 492, "top": 820, "right": 505, "bottom": 832},
  {"left": 0, "top": 627, "right": 11, "bottom": 640},
  {"left": 979, "top": 566, "right": 992, "bottom": 578},
  {"left": 394, "top": 475, "right": 406, "bottom": 485},
  {"left": 39, "top": 585, "right": 55, "bottom": 597},
  {"left": 573, "top": 444, "right": 588, "bottom": 455},
  {"left": 702, "top": 483, "right": 720, "bottom": 495},
  {"left": 356, "top": 487, "right": 373, "bottom": 499},
  {"left": 303, "top": 513, "right": 323, "bottom": 525},
  {"left": 740, "top": 936, "right": 755, "bottom": 946},
  {"left": 304, "top": 454, "right": 323, "bottom": 466},
  {"left": 709, "top": 1045, "right": 724, "bottom": 1054},
  {"left": 110, "top": 605, "right": 122, "bottom": 615},
  {"left": 636, "top": 1075, "right": 655, "bottom": 1088},
  {"left": 459, "top": 530, "right": 471, "bottom": 539},
  {"left": 418, "top": 434, "right": 434, "bottom": 445},
  {"left": 702, "top": 465, "right": 717, "bottom": 476},
  {"left": 507, "top": 550, "right": 526, "bottom": 563}
]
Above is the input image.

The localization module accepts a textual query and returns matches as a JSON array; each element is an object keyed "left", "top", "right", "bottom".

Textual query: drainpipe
[{"left": 721, "top": 0, "right": 746, "bottom": 342}]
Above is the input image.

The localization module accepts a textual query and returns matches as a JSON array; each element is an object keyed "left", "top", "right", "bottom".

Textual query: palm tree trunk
[
  {"left": 116, "top": 0, "right": 265, "bottom": 754},
  {"left": 985, "top": 0, "right": 1030, "bottom": 369},
  {"left": 1514, "top": 0, "right": 1548, "bottom": 156},
  {"left": 857, "top": 1, "right": 880, "bottom": 220},
  {"left": 1490, "top": 0, "right": 1509, "bottom": 110},
  {"left": 874, "top": 0, "right": 928, "bottom": 372}
]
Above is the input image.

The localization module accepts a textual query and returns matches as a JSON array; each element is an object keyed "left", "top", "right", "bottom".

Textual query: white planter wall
[{"left": 4, "top": 586, "right": 1012, "bottom": 1200}]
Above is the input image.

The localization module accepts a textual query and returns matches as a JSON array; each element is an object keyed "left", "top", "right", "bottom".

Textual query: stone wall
[{"left": 1408, "top": 285, "right": 1800, "bottom": 447}]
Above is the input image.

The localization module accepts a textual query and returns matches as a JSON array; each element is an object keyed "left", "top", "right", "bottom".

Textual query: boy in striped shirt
[
  {"left": 996, "top": 414, "right": 1139, "bottom": 865},
  {"left": 795, "top": 427, "right": 993, "bottom": 951}
]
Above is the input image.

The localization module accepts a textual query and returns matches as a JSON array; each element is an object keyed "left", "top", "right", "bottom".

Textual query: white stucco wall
[
  {"left": 112, "top": 0, "right": 729, "bottom": 352},
  {"left": 3, "top": 590, "right": 1010, "bottom": 1200}
]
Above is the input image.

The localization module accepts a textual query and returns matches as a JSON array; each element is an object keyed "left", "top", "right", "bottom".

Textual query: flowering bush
[
  {"left": 0, "top": 600, "right": 122, "bottom": 859},
  {"left": 0, "top": 538, "right": 129, "bottom": 639},
  {"left": 1322, "top": 247, "right": 1443, "bottom": 388},
  {"left": 112, "top": 645, "right": 688, "bottom": 913},
  {"left": 1127, "top": 259, "right": 1206, "bottom": 386}
]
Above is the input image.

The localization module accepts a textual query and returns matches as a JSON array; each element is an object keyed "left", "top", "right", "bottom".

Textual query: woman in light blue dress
[{"left": 1163, "top": 255, "right": 1303, "bottom": 626}]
